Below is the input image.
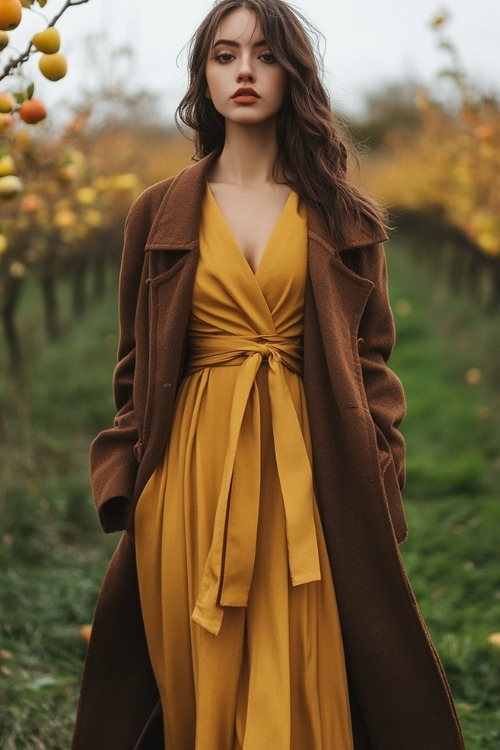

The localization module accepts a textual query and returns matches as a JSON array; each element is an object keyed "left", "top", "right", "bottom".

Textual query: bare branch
[{"left": 48, "top": 0, "right": 92, "bottom": 29}]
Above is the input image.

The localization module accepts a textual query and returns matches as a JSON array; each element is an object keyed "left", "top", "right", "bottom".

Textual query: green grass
[
  {"left": 388, "top": 247, "right": 500, "bottom": 500},
  {"left": 0, "top": 275, "right": 119, "bottom": 749},
  {"left": 0, "top": 245, "right": 499, "bottom": 747},
  {"left": 387, "top": 243, "right": 500, "bottom": 748}
]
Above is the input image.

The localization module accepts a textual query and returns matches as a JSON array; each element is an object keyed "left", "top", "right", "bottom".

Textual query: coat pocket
[{"left": 141, "top": 251, "right": 196, "bottom": 447}]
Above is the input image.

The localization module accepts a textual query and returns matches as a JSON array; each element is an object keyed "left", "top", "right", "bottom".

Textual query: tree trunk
[
  {"left": 41, "top": 274, "right": 61, "bottom": 340},
  {"left": 72, "top": 258, "right": 88, "bottom": 318},
  {"left": 1, "top": 275, "right": 24, "bottom": 378}
]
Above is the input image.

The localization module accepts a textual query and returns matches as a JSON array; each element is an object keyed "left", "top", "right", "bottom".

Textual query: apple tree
[{"left": 0, "top": 0, "right": 91, "bottom": 375}]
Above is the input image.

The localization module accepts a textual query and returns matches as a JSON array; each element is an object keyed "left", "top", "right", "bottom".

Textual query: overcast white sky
[{"left": 13, "top": 0, "right": 500, "bottom": 121}]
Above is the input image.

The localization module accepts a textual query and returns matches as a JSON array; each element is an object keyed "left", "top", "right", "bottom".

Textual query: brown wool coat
[{"left": 72, "top": 153, "right": 464, "bottom": 750}]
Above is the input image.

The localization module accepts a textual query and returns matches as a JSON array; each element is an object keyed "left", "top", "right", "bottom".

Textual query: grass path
[{"left": 0, "top": 245, "right": 499, "bottom": 748}]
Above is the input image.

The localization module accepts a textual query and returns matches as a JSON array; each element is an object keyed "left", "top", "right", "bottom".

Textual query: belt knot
[{"left": 256, "top": 342, "right": 275, "bottom": 360}]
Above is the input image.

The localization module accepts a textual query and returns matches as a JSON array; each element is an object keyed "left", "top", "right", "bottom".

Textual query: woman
[{"left": 72, "top": 1, "right": 464, "bottom": 748}]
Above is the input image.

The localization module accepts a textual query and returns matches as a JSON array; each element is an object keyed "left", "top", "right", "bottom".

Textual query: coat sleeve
[
  {"left": 89, "top": 193, "right": 153, "bottom": 534},
  {"left": 344, "top": 242, "right": 406, "bottom": 491}
]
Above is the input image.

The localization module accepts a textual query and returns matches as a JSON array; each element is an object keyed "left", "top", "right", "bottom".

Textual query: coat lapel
[{"left": 145, "top": 152, "right": 219, "bottom": 252}]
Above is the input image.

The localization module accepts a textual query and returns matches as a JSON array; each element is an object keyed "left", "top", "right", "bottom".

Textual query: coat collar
[{"left": 145, "top": 150, "right": 387, "bottom": 255}]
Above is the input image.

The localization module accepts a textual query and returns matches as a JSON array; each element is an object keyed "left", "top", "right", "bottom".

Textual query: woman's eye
[
  {"left": 215, "top": 53, "right": 234, "bottom": 63},
  {"left": 259, "top": 52, "right": 276, "bottom": 64}
]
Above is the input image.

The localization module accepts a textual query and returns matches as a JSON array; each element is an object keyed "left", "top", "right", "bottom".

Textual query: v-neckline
[{"left": 206, "top": 185, "right": 295, "bottom": 277}]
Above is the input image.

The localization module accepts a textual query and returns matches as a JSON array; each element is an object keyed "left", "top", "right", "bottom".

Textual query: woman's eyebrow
[{"left": 212, "top": 38, "right": 268, "bottom": 49}]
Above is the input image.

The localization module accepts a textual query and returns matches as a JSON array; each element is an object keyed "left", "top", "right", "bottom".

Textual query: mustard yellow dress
[{"left": 135, "top": 187, "right": 354, "bottom": 750}]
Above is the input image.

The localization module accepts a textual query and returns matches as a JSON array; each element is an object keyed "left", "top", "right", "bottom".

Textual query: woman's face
[{"left": 205, "top": 8, "right": 287, "bottom": 127}]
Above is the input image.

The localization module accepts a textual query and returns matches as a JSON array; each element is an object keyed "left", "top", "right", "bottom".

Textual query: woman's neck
[{"left": 210, "top": 122, "right": 280, "bottom": 187}]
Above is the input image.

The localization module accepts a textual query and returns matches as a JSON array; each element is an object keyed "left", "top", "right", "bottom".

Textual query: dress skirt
[{"left": 135, "top": 187, "right": 354, "bottom": 749}]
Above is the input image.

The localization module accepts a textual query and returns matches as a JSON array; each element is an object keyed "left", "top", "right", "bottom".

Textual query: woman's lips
[{"left": 231, "top": 88, "right": 260, "bottom": 104}]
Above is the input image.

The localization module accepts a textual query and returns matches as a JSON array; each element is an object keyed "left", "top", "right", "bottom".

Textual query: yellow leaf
[
  {"left": 431, "top": 12, "right": 449, "bottom": 29},
  {"left": 488, "top": 633, "right": 500, "bottom": 649}
]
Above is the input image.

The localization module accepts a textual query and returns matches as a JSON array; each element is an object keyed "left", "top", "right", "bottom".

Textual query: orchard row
[
  {"left": 366, "top": 91, "right": 500, "bottom": 263},
  {"left": 0, "top": 115, "right": 143, "bottom": 375},
  {"left": 362, "top": 13, "right": 500, "bottom": 308}
]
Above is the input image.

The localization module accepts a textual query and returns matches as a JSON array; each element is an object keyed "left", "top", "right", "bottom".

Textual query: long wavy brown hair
[{"left": 176, "top": 0, "right": 386, "bottom": 248}]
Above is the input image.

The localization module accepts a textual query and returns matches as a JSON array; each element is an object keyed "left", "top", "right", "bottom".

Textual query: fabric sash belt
[{"left": 188, "top": 334, "right": 321, "bottom": 636}]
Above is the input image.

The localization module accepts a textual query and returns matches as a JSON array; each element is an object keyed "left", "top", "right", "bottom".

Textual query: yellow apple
[
  {"left": 0, "top": 91, "right": 15, "bottom": 113},
  {"left": 39, "top": 52, "right": 67, "bottom": 81},
  {"left": 54, "top": 209, "right": 77, "bottom": 229},
  {"left": 0, "top": 174, "right": 23, "bottom": 199},
  {"left": 76, "top": 187, "right": 97, "bottom": 205},
  {"left": 0, "top": 154, "right": 15, "bottom": 176},
  {"left": 0, "top": 0, "right": 22, "bottom": 31},
  {"left": 0, "top": 30, "right": 9, "bottom": 50},
  {"left": 32, "top": 26, "right": 60, "bottom": 54}
]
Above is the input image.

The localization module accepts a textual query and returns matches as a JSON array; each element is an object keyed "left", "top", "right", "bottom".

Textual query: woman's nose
[{"left": 237, "top": 55, "right": 255, "bottom": 82}]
